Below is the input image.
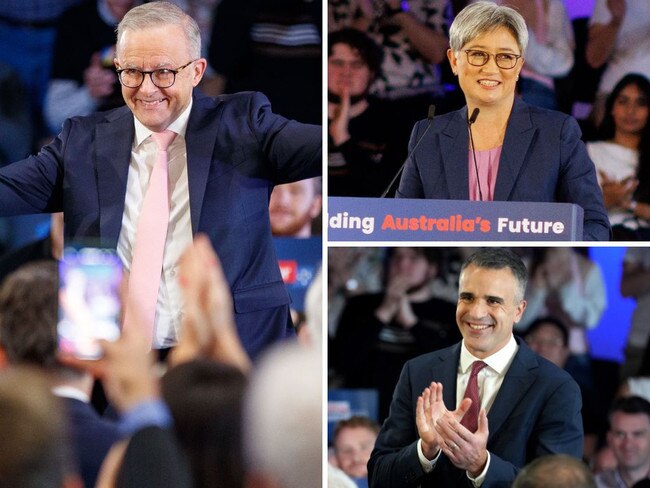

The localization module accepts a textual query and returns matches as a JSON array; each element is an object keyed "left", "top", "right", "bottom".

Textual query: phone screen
[{"left": 58, "top": 247, "right": 122, "bottom": 359}]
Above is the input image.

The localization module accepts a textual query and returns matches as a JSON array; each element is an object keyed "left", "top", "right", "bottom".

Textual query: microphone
[
  {"left": 467, "top": 107, "right": 482, "bottom": 201},
  {"left": 380, "top": 104, "right": 435, "bottom": 198}
]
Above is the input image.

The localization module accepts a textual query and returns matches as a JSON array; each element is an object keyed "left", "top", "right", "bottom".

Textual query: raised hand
[{"left": 435, "top": 406, "right": 489, "bottom": 476}]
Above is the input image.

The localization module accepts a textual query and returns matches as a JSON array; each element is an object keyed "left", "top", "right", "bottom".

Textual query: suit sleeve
[
  {"left": 556, "top": 116, "right": 611, "bottom": 241},
  {"left": 246, "top": 91, "right": 321, "bottom": 184},
  {"left": 0, "top": 121, "right": 65, "bottom": 216},
  {"left": 482, "top": 375, "right": 584, "bottom": 487},
  {"left": 396, "top": 120, "right": 426, "bottom": 199},
  {"left": 368, "top": 361, "right": 431, "bottom": 488}
]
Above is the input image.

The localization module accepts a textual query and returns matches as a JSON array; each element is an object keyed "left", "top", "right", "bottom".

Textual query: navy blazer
[
  {"left": 368, "top": 338, "right": 583, "bottom": 488},
  {"left": 396, "top": 99, "right": 610, "bottom": 241},
  {"left": 0, "top": 91, "right": 321, "bottom": 359}
]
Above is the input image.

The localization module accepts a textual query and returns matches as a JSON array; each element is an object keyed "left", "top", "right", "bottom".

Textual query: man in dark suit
[
  {"left": 368, "top": 248, "right": 583, "bottom": 488},
  {"left": 0, "top": 2, "right": 320, "bottom": 359}
]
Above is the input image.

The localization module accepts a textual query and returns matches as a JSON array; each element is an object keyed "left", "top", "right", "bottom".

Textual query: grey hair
[
  {"left": 460, "top": 248, "right": 528, "bottom": 302},
  {"left": 449, "top": 1, "right": 528, "bottom": 55},
  {"left": 116, "top": 1, "right": 201, "bottom": 59}
]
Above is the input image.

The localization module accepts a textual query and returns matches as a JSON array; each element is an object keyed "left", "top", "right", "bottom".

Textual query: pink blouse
[{"left": 468, "top": 145, "right": 502, "bottom": 201}]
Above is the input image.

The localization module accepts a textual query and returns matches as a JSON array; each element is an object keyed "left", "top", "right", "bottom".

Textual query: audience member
[
  {"left": 595, "top": 396, "right": 650, "bottom": 488},
  {"left": 476, "top": 0, "right": 574, "bottom": 110},
  {"left": 269, "top": 177, "right": 322, "bottom": 238},
  {"left": 588, "top": 74, "right": 650, "bottom": 240},
  {"left": 244, "top": 341, "right": 321, "bottom": 488},
  {"left": 395, "top": 1, "right": 610, "bottom": 241},
  {"left": 0, "top": 1, "right": 321, "bottom": 360},
  {"left": 0, "top": 261, "right": 121, "bottom": 488},
  {"left": 0, "top": 0, "right": 83, "bottom": 142},
  {"left": 44, "top": 0, "right": 138, "bottom": 134},
  {"left": 512, "top": 454, "right": 596, "bottom": 488},
  {"left": 328, "top": 28, "right": 407, "bottom": 197},
  {"left": 209, "top": 0, "right": 322, "bottom": 124},
  {"left": 368, "top": 248, "right": 583, "bottom": 487},
  {"left": 517, "top": 248, "right": 606, "bottom": 359},
  {"left": 329, "top": 0, "right": 457, "bottom": 119},
  {"left": 332, "top": 247, "right": 460, "bottom": 420},
  {"left": 620, "top": 248, "right": 650, "bottom": 380},
  {"left": 0, "top": 367, "right": 81, "bottom": 488},
  {"left": 161, "top": 359, "right": 247, "bottom": 488},
  {"left": 0, "top": 62, "right": 32, "bottom": 164},
  {"left": 333, "top": 415, "right": 381, "bottom": 488},
  {"left": 586, "top": 0, "right": 650, "bottom": 125}
]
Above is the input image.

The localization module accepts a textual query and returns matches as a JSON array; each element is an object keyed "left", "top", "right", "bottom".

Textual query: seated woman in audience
[
  {"left": 328, "top": 28, "right": 407, "bottom": 197},
  {"left": 587, "top": 73, "right": 650, "bottom": 240}
]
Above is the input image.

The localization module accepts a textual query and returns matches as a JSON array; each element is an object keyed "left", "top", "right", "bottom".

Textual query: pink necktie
[
  {"left": 460, "top": 361, "right": 487, "bottom": 433},
  {"left": 124, "top": 130, "right": 177, "bottom": 343}
]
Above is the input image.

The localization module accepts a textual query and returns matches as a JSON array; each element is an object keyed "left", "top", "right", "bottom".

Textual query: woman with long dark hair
[{"left": 587, "top": 73, "right": 650, "bottom": 240}]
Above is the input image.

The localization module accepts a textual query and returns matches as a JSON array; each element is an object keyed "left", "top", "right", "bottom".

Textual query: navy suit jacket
[
  {"left": 0, "top": 91, "right": 321, "bottom": 359},
  {"left": 396, "top": 99, "right": 610, "bottom": 241},
  {"left": 62, "top": 397, "right": 120, "bottom": 488},
  {"left": 368, "top": 338, "right": 583, "bottom": 488}
]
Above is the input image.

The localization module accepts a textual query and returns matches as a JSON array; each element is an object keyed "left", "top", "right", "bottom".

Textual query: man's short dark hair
[
  {"left": 512, "top": 454, "right": 595, "bottom": 488},
  {"left": 609, "top": 396, "right": 650, "bottom": 424},
  {"left": 525, "top": 316, "right": 569, "bottom": 347},
  {"left": 461, "top": 248, "right": 528, "bottom": 300},
  {"left": 328, "top": 28, "right": 384, "bottom": 77},
  {"left": 0, "top": 261, "right": 58, "bottom": 368}
]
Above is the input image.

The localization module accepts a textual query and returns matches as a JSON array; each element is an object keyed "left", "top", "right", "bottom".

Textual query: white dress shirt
[
  {"left": 117, "top": 101, "right": 194, "bottom": 348},
  {"left": 418, "top": 336, "right": 519, "bottom": 487}
]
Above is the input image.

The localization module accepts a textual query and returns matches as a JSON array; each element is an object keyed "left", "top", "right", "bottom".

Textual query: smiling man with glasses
[
  {"left": 394, "top": 1, "right": 610, "bottom": 242},
  {"left": 0, "top": 1, "right": 321, "bottom": 360}
]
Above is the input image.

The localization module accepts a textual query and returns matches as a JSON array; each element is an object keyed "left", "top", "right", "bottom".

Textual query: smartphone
[{"left": 57, "top": 247, "right": 122, "bottom": 359}]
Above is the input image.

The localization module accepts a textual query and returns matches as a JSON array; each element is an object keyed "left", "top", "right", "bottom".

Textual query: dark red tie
[{"left": 460, "top": 361, "right": 487, "bottom": 433}]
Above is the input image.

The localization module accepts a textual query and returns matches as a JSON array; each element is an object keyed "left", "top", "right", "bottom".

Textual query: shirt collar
[
  {"left": 133, "top": 98, "right": 193, "bottom": 148},
  {"left": 460, "top": 335, "right": 518, "bottom": 375}
]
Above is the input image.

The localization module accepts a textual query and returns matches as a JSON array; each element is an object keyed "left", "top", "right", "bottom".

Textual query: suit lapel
[
  {"left": 494, "top": 99, "right": 536, "bottom": 201},
  {"left": 96, "top": 110, "right": 134, "bottom": 247},
  {"left": 432, "top": 343, "right": 461, "bottom": 409},
  {"left": 440, "top": 109, "right": 470, "bottom": 199},
  {"left": 487, "top": 341, "right": 538, "bottom": 441},
  {"left": 185, "top": 95, "right": 223, "bottom": 234}
]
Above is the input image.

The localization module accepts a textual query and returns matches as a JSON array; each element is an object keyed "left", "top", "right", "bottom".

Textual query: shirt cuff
[
  {"left": 467, "top": 451, "right": 491, "bottom": 487},
  {"left": 417, "top": 439, "right": 441, "bottom": 473},
  {"left": 118, "top": 399, "right": 173, "bottom": 437}
]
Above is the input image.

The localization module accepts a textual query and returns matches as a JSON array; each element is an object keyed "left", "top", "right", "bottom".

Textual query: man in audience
[
  {"left": 512, "top": 454, "right": 596, "bottom": 488},
  {"left": 269, "top": 177, "right": 322, "bottom": 238},
  {"left": 0, "top": 367, "right": 82, "bottom": 488},
  {"left": 595, "top": 396, "right": 650, "bottom": 488},
  {"left": 368, "top": 248, "right": 583, "bottom": 487},
  {"left": 0, "top": 261, "right": 120, "bottom": 488},
  {"left": 333, "top": 415, "right": 381, "bottom": 488}
]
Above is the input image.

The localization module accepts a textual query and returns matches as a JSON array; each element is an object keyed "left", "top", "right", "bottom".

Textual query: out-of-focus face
[
  {"left": 115, "top": 25, "right": 206, "bottom": 132},
  {"left": 334, "top": 426, "right": 377, "bottom": 479},
  {"left": 387, "top": 248, "right": 436, "bottom": 291},
  {"left": 328, "top": 43, "right": 373, "bottom": 98},
  {"left": 608, "top": 412, "right": 650, "bottom": 473},
  {"left": 612, "top": 83, "right": 649, "bottom": 137},
  {"left": 448, "top": 26, "right": 524, "bottom": 111},
  {"left": 456, "top": 264, "right": 525, "bottom": 359},
  {"left": 525, "top": 323, "right": 569, "bottom": 368},
  {"left": 269, "top": 179, "right": 322, "bottom": 237}
]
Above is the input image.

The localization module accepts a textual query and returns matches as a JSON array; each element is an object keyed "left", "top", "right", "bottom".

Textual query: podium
[{"left": 327, "top": 197, "right": 584, "bottom": 241}]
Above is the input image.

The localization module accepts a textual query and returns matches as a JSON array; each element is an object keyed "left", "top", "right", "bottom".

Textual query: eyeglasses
[
  {"left": 464, "top": 50, "right": 522, "bottom": 70},
  {"left": 116, "top": 60, "right": 197, "bottom": 88}
]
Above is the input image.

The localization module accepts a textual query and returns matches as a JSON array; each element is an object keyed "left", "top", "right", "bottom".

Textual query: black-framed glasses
[
  {"left": 116, "top": 59, "right": 198, "bottom": 88},
  {"left": 464, "top": 50, "right": 522, "bottom": 70}
]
